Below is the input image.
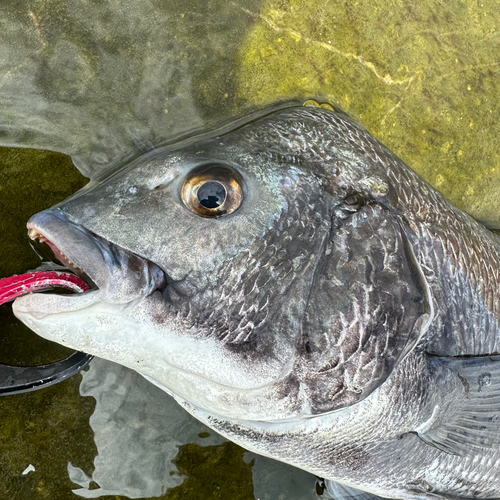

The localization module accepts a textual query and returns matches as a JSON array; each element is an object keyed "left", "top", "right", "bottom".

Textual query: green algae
[
  {"left": 0, "top": 147, "right": 94, "bottom": 498},
  {"left": 167, "top": 442, "right": 254, "bottom": 500},
  {"left": 235, "top": 0, "right": 500, "bottom": 226},
  {"left": 0, "top": 372, "right": 97, "bottom": 500}
]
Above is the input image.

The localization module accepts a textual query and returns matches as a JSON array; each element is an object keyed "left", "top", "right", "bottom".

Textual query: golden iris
[{"left": 181, "top": 165, "right": 244, "bottom": 217}]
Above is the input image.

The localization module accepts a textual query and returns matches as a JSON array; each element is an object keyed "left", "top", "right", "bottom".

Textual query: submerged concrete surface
[{"left": 1, "top": 0, "right": 500, "bottom": 498}]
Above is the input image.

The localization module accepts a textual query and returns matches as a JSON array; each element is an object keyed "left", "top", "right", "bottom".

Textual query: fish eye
[
  {"left": 181, "top": 164, "right": 244, "bottom": 218},
  {"left": 197, "top": 181, "right": 226, "bottom": 209}
]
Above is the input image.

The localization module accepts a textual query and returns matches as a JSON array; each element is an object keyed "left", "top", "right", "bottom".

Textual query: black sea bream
[{"left": 14, "top": 106, "right": 500, "bottom": 499}]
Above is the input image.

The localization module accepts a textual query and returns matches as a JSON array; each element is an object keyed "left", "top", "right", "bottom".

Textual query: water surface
[{"left": 1, "top": 0, "right": 500, "bottom": 498}]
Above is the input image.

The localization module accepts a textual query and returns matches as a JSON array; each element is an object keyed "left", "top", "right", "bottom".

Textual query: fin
[
  {"left": 418, "top": 354, "right": 500, "bottom": 456},
  {"left": 324, "top": 481, "right": 390, "bottom": 500}
]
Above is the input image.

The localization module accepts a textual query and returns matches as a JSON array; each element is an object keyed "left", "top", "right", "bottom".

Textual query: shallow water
[{"left": 1, "top": 0, "right": 500, "bottom": 498}]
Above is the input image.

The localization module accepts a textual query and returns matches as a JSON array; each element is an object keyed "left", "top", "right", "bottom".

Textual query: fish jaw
[
  {"left": 13, "top": 289, "right": 308, "bottom": 421},
  {"left": 23, "top": 208, "right": 165, "bottom": 304},
  {"left": 12, "top": 206, "right": 168, "bottom": 369}
]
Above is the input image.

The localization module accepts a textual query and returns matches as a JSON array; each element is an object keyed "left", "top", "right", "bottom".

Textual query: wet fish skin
[{"left": 13, "top": 106, "right": 500, "bottom": 499}]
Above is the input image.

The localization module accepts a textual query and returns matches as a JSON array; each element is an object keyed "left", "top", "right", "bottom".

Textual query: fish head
[{"left": 13, "top": 107, "right": 428, "bottom": 421}]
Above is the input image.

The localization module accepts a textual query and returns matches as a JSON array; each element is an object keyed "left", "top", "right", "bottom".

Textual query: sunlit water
[{"left": 2, "top": 0, "right": 500, "bottom": 498}]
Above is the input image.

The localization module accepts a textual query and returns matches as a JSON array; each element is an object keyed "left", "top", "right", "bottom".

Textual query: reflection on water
[
  {"left": 69, "top": 358, "right": 224, "bottom": 498},
  {"left": 0, "top": 0, "right": 265, "bottom": 178},
  {"left": 68, "top": 358, "right": 319, "bottom": 499}
]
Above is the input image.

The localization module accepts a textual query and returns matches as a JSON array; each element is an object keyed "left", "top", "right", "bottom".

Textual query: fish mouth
[
  {"left": 29, "top": 227, "right": 97, "bottom": 287},
  {"left": 23, "top": 209, "right": 166, "bottom": 306}
]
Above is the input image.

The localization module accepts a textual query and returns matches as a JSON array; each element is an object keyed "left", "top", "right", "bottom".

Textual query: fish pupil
[{"left": 198, "top": 181, "right": 226, "bottom": 209}]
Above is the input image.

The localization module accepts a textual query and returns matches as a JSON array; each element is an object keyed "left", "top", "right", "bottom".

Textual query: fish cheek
[{"left": 153, "top": 184, "right": 332, "bottom": 376}]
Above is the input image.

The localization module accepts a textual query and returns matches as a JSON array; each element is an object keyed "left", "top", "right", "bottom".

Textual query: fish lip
[
  {"left": 28, "top": 225, "right": 97, "bottom": 288},
  {"left": 25, "top": 209, "right": 166, "bottom": 304}
]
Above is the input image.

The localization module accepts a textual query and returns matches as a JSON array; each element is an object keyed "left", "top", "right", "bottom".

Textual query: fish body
[{"left": 13, "top": 106, "right": 500, "bottom": 499}]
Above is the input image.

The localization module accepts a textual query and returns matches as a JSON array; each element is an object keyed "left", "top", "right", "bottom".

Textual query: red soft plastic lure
[
  {"left": 0, "top": 271, "right": 90, "bottom": 306},
  {"left": 0, "top": 270, "right": 93, "bottom": 396}
]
